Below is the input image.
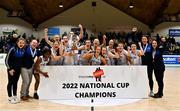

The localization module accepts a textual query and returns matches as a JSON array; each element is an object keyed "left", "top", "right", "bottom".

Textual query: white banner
[{"left": 39, "top": 66, "right": 148, "bottom": 100}]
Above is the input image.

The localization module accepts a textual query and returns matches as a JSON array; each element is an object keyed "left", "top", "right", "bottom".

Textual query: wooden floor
[{"left": 0, "top": 65, "right": 180, "bottom": 111}]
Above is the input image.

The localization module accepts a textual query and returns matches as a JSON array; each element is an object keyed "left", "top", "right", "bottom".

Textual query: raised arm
[
  {"left": 127, "top": 46, "right": 132, "bottom": 64},
  {"left": 138, "top": 42, "right": 144, "bottom": 56},
  {"left": 101, "top": 35, "right": 107, "bottom": 47},
  {"left": 44, "top": 28, "right": 53, "bottom": 47},
  {"left": 78, "top": 24, "right": 83, "bottom": 40}
]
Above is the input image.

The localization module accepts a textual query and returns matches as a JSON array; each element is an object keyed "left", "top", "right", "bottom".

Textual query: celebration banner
[{"left": 39, "top": 66, "right": 148, "bottom": 100}]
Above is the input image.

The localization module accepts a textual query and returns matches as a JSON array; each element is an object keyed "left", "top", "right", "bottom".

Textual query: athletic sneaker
[
  {"left": 149, "top": 91, "right": 154, "bottom": 97},
  {"left": 33, "top": 93, "right": 39, "bottom": 99},
  {"left": 153, "top": 93, "right": 163, "bottom": 98},
  {"left": 26, "top": 95, "right": 33, "bottom": 99},
  {"left": 13, "top": 96, "right": 20, "bottom": 103},
  {"left": 8, "top": 97, "right": 17, "bottom": 104},
  {"left": 21, "top": 96, "right": 29, "bottom": 101}
]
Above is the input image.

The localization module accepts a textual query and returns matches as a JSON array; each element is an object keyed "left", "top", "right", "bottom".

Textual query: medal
[
  {"left": 30, "top": 47, "right": 37, "bottom": 58},
  {"left": 143, "top": 44, "right": 148, "bottom": 53}
]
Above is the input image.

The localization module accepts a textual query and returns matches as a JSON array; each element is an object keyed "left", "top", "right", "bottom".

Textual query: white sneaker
[
  {"left": 8, "top": 97, "right": 17, "bottom": 104},
  {"left": 13, "top": 96, "right": 20, "bottom": 103},
  {"left": 149, "top": 91, "right": 154, "bottom": 97}
]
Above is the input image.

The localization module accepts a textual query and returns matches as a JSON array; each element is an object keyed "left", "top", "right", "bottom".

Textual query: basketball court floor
[{"left": 0, "top": 65, "right": 180, "bottom": 111}]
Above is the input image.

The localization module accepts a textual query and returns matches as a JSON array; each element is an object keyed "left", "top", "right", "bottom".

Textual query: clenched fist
[{"left": 44, "top": 28, "right": 48, "bottom": 33}]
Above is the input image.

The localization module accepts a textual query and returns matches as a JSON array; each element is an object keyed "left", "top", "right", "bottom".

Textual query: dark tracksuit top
[
  {"left": 5, "top": 47, "right": 25, "bottom": 70},
  {"left": 22, "top": 45, "right": 41, "bottom": 69}
]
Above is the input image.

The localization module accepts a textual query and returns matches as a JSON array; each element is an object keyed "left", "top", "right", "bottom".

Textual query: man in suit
[{"left": 140, "top": 35, "right": 154, "bottom": 97}]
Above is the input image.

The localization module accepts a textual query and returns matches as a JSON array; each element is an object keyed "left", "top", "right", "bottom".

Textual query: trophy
[{"left": 68, "top": 33, "right": 79, "bottom": 54}]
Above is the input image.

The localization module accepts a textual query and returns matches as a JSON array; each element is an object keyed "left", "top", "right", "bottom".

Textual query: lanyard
[
  {"left": 30, "top": 47, "right": 36, "bottom": 58},
  {"left": 152, "top": 50, "right": 156, "bottom": 59},
  {"left": 143, "top": 44, "right": 148, "bottom": 53}
]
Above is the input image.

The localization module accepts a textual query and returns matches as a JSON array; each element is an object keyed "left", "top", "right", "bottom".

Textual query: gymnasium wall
[
  {"left": 0, "top": 8, "right": 33, "bottom": 37},
  {"left": 36, "top": 0, "right": 150, "bottom": 39},
  {"left": 154, "top": 22, "right": 180, "bottom": 41}
]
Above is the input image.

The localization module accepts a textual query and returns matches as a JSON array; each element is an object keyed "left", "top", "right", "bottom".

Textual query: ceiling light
[
  {"left": 59, "top": 1, "right": 63, "bottom": 8},
  {"left": 129, "top": 0, "right": 134, "bottom": 9}
]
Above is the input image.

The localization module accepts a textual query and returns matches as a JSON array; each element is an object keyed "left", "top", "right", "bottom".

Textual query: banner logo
[{"left": 93, "top": 67, "right": 104, "bottom": 82}]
